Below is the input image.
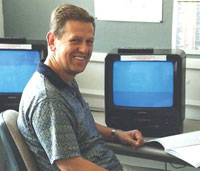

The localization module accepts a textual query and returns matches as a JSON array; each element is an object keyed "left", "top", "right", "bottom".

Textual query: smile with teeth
[{"left": 74, "top": 56, "right": 86, "bottom": 60}]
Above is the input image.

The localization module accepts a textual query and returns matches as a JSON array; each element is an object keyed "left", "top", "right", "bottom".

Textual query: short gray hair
[{"left": 50, "top": 4, "right": 95, "bottom": 39}]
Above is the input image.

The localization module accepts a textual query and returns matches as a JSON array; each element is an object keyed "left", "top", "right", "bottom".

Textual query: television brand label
[
  {"left": 0, "top": 44, "right": 32, "bottom": 50},
  {"left": 121, "top": 55, "right": 167, "bottom": 61}
]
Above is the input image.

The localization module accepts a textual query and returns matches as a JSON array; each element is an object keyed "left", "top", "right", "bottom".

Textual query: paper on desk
[
  {"left": 166, "top": 144, "right": 200, "bottom": 168},
  {"left": 146, "top": 131, "right": 200, "bottom": 168}
]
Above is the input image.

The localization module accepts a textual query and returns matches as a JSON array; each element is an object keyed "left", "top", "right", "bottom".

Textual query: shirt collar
[{"left": 37, "top": 62, "right": 74, "bottom": 89}]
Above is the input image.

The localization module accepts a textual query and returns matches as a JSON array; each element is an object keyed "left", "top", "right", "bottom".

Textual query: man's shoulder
[
  {"left": 21, "top": 72, "right": 65, "bottom": 107},
  {"left": 25, "top": 72, "right": 61, "bottom": 96}
]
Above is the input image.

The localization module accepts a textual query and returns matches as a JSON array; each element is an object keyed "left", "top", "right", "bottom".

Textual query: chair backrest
[{"left": 0, "top": 110, "right": 38, "bottom": 171}]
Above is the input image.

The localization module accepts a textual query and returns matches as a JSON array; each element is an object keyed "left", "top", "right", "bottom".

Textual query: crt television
[
  {"left": 105, "top": 48, "right": 186, "bottom": 137},
  {"left": 0, "top": 39, "right": 47, "bottom": 112}
]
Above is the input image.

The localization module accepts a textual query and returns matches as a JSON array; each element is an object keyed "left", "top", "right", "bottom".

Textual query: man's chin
[{"left": 71, "top": 69, "right": 85, "bottom": 76}]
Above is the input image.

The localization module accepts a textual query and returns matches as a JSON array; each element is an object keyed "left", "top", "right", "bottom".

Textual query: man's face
[{"left": 53, "top": 20, "right": 94, "bottom": 76}]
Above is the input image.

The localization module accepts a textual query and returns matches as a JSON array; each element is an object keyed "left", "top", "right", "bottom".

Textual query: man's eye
[
  {"left": 87, "top": 40, "right": 94, "bottom": 45},
  {"left": 71, "top": 39, "right": 81, "bottom": 43}
]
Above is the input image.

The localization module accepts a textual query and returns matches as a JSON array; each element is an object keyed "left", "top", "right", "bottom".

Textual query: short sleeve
[{"left": 32, "top": 98, "right": 81, "bottom": 164}]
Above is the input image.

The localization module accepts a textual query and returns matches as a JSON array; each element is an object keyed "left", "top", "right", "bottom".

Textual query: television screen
[
  {"left": 0, "top": 50, "right": 40, "bottom": 93},
  {"left": 113, "top": 61, "right": 174, "bottom": 107}
]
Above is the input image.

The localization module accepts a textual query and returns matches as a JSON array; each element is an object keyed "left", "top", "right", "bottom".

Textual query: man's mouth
[{"left": 74, "top": 56, "right": 86, "bottom": 60}]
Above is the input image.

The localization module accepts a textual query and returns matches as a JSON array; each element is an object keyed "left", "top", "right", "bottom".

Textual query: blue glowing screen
[
  {"left": 0, "top": 50, "right": 40, "bottom": 93},
  {"left": 113, "top": 61, "right": 174, "bottom": 107}
]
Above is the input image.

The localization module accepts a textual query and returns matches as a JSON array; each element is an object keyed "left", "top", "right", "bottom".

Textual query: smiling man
[
  {"left": 46, "top": 20, "right": 94, "bottom": 83},
  {"left": 17, "top": 4, "right": 143, "bottom": 171}
]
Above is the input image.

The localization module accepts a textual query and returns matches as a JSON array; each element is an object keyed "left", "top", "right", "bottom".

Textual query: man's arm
[
  {"left": 95, "top": 123, "right": 144, "bottom": 148},
  {"left": 56, "top": 156, "right": 108, "bottom": 171}
]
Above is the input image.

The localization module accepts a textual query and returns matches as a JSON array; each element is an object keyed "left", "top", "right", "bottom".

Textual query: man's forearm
[
  {"left": 56, "top": 156, "right": 108, "bottom": 171},
  {"left": 95, "top": 123, "right": 115, "bottom": 141},
  {"left": 95, "top": 123, "right": 144, "bottom": 147}
]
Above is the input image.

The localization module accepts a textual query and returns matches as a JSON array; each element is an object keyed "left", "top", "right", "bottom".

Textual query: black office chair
[{"left": 0, "top": 110, "right": 38, "bottom": 171}]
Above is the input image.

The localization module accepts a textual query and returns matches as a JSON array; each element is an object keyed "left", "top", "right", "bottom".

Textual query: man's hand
[
  {"left": 95, "top": 123, "right": 143, "bottom": 148},
  {"left": 115, "top": 129, "right": 144, "bottom": 148}
]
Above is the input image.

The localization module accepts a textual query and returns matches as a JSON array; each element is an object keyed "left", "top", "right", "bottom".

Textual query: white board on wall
[{"left": 94, "top": 0, "right": 163, "bottom": 23}]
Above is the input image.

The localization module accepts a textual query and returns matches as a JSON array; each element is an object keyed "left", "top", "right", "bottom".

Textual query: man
[{"left": 17, "top": 4, "right": 143, "bottom": 171}]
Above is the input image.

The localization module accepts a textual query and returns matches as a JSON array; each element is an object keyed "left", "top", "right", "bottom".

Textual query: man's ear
[{"left": 46, "top": 32, "right": 56, "bottom": 51}]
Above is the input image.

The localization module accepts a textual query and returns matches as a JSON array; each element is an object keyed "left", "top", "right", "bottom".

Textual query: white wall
[
  {"left": 0, "top": 0, "right": 4, "bottom": 37},
  {"left": 185, "top": 58, "right": 200, "bottom": 120},
  {"left": 76, "top": 52, "right": 200, "bottom": 120}
]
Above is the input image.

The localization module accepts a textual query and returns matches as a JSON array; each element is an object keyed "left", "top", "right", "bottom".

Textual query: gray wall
[{"left": 2, "top": 0, "right": 173, "bottom": 52}]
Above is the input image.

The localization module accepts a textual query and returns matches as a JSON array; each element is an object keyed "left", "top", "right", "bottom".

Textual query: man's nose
[{"left": 79, "top": 42, "right": 89, "bottom": 53}]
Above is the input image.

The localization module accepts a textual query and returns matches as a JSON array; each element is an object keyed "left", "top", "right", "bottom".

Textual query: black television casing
[
  {"left": 105, "top": 48, "right": 186, "bottom": 137},
  {"left": 0, "top": 39, "right": 47, "bottom": 112}
]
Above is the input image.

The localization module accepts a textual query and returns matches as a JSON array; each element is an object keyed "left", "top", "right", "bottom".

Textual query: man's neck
[{"left": 44, "top": 56, "right": 74, "bottom": 84}]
